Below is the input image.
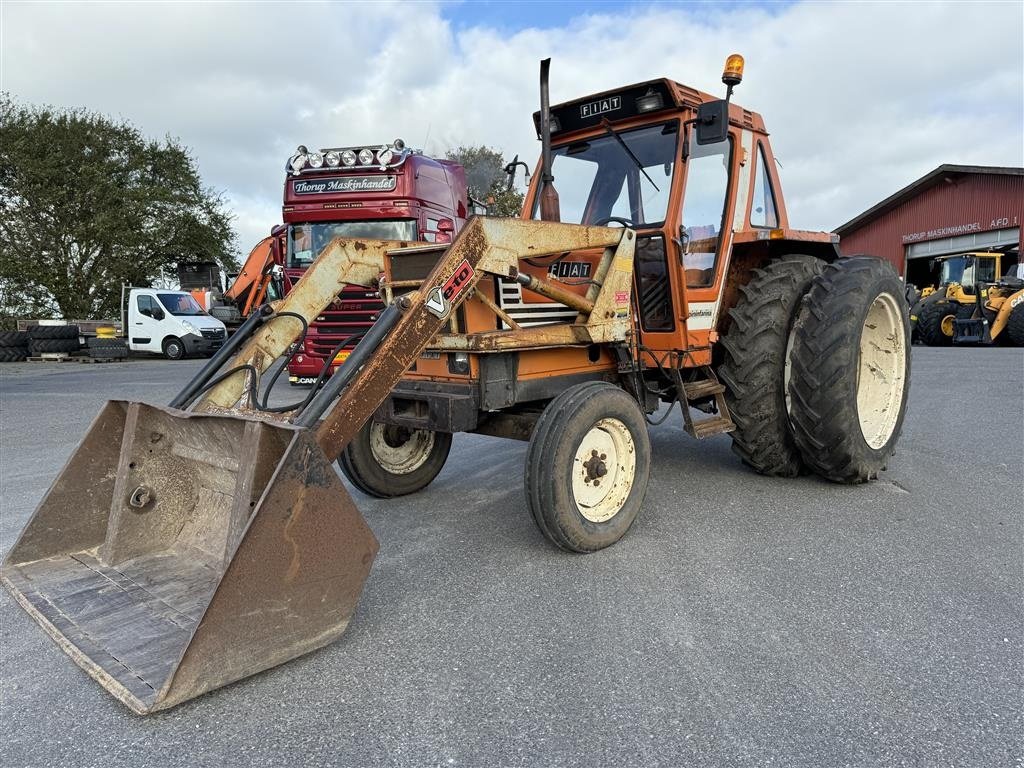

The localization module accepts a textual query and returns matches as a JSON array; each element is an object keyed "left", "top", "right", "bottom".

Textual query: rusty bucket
[{"left": 1, "top": 400, "right": 378, "bottom": 714}]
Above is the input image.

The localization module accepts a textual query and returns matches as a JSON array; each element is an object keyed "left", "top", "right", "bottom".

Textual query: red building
[{"left": 835, "top": 165, "right": 1023, "bottom": 289}]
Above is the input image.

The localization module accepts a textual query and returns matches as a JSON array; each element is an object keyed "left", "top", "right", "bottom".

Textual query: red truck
[{"left": 275, "top": 140, "right": 480, "bottom": 384}]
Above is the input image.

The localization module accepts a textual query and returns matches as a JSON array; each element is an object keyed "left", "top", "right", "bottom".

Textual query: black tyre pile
[
  {"left": 0, "top": 330, "right": 31, "bottom": 362},
  {"left": 26, "top": 324, "right": 81, "bottom": 357},
  {"left": 86, "top": 336, "right": 129, "bottom": 360}
]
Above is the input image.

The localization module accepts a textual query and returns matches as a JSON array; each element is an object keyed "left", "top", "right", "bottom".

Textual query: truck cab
[
  {"left": 279, "top": 140, "right": 474, "bottom": 384},
  {"left": 125, "top": 288, "right": 227, "bottom": 360}
]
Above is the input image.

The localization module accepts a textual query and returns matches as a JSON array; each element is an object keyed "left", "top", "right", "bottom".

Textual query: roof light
[
  {"left": 635, "top": 88, "right": 664, "bottom": 113},
  {"left": 288, "top": 149, "right": 308, "bottom": 173},
  {"left": 393, "top": 138, "right": 406, "bottom": 151},
  {"left": 722, "top": 53, "right": 744, "bottom": 86},
  {"left": 377, "top": 145, "right": 393, "bottom": 167},
  {"left": 341, "top": 149, "right": 357, "bottom": 166},
  {"left": 358, "top": 148, "right": 374, "bottom": 165},
  {"left": 325, "top": 150, "right": 341, "bottom": 167},
  {"left": 308, "top": 151, "right": 324, "bottom": 169}
]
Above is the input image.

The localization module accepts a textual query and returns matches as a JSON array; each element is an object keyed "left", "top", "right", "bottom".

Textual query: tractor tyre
[
  {"left": 0, "top": 331, "right": 29, "bottom": 347},
  {"left": 1005, "top": 302, "right": 1024, "bottom": 346},
  {"left": 162, "top": 337, "right": 185, "bottom": 360},
  {"left": 27, "top": 324, "right": 79, "bottom": 340},
  {"left": 339, "top": 421, "right": 452, "bottom": 498},
  {"left": 0, "top": 346, "right": 28, "bottom": 362},
  {"left": 28, "top": 338, "right": 80, "bottom": 355},
  {"left": 717, "top": 255, "right": 825, "bottom": 477},
  {"left": 87, "top": 336, "right": 127, "bottom": 349},
  {"left": 916, "top": 299, "right": 957, "bottom": 346},
  {"left": 525, "top": 381, "right": 651, "bottom": 552},
  {"left": 789, "top": 257, "right": 911, "bottom": 484}
]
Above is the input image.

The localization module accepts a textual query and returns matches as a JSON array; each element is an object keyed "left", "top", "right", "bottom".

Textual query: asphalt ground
[{"left": 0, "top": 347, "right": 1021, "bottom": 768}]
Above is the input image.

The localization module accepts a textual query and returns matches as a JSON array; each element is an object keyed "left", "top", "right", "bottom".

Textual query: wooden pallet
[
  {"left": 78, "top": 356, "right": 128, "bottom": 364},
  {"left": 27, "top": 355, "right": 78, "bottom": 363}
]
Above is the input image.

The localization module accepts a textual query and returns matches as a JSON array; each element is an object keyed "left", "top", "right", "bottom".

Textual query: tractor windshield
[
  {"left": 288, "top": 220, "right": 418, "bottom": 268},
  {"left": 535, "top": 122, "right": 678, "bottom": 228}
]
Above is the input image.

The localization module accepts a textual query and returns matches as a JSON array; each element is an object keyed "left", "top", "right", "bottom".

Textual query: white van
[{"left": 124, "top": 288, "right": 228, "bottom": 360}]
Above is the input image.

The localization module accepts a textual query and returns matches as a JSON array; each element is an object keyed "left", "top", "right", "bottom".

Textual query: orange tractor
[{"left": 2, "top": 55, "right": 911, "bottom": 713}]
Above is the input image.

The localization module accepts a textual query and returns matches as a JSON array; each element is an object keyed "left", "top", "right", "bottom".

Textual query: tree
[
  {"left": 0, "top": 95, "right": 237, "bottom": 320},
  {"left": 445, "top": 146, "right": 526, "bottom": 217}
]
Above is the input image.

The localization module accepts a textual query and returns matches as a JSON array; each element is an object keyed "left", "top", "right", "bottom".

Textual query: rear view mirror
[{"left": 695, "top": 100, "right": 729, "bottom": 145}]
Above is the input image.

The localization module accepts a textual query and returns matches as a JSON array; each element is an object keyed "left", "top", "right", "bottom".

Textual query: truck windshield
[
  {"left": 533, "top": 122, "right": 678, "bottom": 228},
  {"left": 288, "top": 220, "right": 417, "bottom": 268},
  {"left": 157, "top": 293, "right": 206, "bottom": 316}
]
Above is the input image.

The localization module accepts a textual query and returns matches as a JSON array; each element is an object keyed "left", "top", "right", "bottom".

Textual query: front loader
[{"left": 2, "top": 56, "right": 912, "bottom": 713}]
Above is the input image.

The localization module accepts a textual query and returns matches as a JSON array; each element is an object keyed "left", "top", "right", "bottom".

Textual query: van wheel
[
  {"left": 525, "top": 381, "right": 651, "bottom": 552},
  {"left": 339, "top": 421, "right": 452, "bottom": 498},
  {"left": 162, "top": 337, "right": 185, "bottom": 360},
  {"left": 789, "top": 257, "right": 911, "bottom": 483}
]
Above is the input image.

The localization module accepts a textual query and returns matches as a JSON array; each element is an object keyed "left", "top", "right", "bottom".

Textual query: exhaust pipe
[{"left": 538, "top": 58, "right": 560, "bottom": 222}]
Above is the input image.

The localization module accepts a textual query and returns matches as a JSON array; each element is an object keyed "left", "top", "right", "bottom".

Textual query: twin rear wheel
[{"left": 721, "top": 255, "right": 911, "bottom": 483}]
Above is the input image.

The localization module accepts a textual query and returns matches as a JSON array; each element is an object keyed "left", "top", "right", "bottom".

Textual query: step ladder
[{"left": 678, "top": 366, "right": 735, "bottom": 439}]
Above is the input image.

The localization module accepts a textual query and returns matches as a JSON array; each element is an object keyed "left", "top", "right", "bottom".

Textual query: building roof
[{"left": 835, "top": 164, "right": 1024, "bottom": 235}]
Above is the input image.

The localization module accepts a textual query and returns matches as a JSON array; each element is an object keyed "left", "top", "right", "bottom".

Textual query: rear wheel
[
  {"left": 162, "top": 337, "right": 185, "bottom": 360},
  {"left": 789, "top": 257, "right": 911, "bottom": 483},
  {"left": 917, "top": 299, "right": 957, "bottom": 346},
  {"left": 339, "top": 421, "right": 452, "bottom": 498},
  {"left": 718, "top": 255, "right": 825, "bottom": 477},
  {"left": 525, "top": 381, "right": 651, "bottom": 552}
]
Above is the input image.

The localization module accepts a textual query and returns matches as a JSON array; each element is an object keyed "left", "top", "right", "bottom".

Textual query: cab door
[{"left": 130, "top": 293, "right": 164, "bottom": 352}]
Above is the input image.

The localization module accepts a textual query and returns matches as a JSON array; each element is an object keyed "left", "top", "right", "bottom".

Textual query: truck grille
[
  {"left": 200, "top": 328, "right": 226, "bottom": 340},
  {"left": 306, "top": 290, "right": 384, "bottom": 358}
]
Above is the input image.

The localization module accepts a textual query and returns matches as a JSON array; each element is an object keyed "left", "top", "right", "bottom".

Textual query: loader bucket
[{"left": 1, "top": 400, "right": 378, "bottom": 714}]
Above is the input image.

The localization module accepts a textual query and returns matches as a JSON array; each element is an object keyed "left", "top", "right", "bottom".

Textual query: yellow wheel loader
[
  {"left": 913, "top": 252, "right": 1016, "bottom": 345},
  {"left": 2, "top": 56, "right": 912, "bottom": 714}
]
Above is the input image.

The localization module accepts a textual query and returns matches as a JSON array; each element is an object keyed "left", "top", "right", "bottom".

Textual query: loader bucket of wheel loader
[{"left": 0, "top": 400, "right": 378, "bottom": 715}]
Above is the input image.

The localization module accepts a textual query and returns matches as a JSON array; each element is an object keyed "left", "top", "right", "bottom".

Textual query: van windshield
[
  {"left": 157, "top": 293, "right": 206, "bottom": 317},
  {"left": 288, "top": 220, "right": 418, "bottom": 268}
]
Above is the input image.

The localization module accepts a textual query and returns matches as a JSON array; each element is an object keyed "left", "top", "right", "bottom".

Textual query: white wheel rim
[
  {"left": 572, "top": 418, "right": 636, "bottom": 523},
  {"left": 857, "top": 292, "right": 906, "bottom": 449},
  {"left": 369, "top": 423, "right": 435, "bottom": 475}
]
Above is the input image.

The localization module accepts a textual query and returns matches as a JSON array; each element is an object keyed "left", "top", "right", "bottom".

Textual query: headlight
[
  {"left": 325, "top": 150, "right": 341, "bottom": 167},
  {"left": 377, "top": 145, "right": 394, "bottom": 166},
  {"left": 341, "top": 149, "right": 357, "bottom": 166},
  {"left": 358, "top": 148, "right": 374, "bottom": 165},
  {"left": 308, "top": 151, "right": 324, "bottom": 168},
  {"left": 181, "top": 321, "right": 199, "bottom": 336}
]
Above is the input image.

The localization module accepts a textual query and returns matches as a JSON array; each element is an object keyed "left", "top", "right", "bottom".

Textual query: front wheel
[
  {"left": 788, "top": 257, "right": 911, "bottom": 483},
  {"left": 339, "top": 421, "right": 452, "bottom": 498},
  {"left": 525, "top": 381, "right": 651, "bottom": 552},
  {"left": 162, "top": 337, "right": 185, "bottom": 360}
]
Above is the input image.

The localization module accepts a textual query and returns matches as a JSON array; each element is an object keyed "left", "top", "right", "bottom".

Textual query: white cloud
[{"left": 3, "top": 1, "right": 1021, "bottom": 252}]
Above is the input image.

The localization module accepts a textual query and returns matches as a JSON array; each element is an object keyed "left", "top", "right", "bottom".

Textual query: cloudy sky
[{"left": 3, "top": 0, "right": 1022, "bottom": 253}]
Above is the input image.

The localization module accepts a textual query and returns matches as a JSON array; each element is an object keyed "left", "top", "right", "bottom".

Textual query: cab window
[
  {"left": 137, "top": 295, "right": 160, "bottom": 317},
  {"left": 750, "top": 144, "right": 778, "bottom": 229},
  {"left": 680, "top": 132, "right": 733, "bottom": 287}
]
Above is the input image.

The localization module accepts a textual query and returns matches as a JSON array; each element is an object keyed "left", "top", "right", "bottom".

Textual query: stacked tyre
[
  {"left": 27, "top": 324, "right": 80, "bottom": 356},
  {"left": 0, "top": 331, "right": 30, "bottom": 362},
  {"left": 87, "top": 336, "right": 130, "bottom": 360}
]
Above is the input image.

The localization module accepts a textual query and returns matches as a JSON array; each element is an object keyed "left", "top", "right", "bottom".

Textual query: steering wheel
[{"left": 593, "top": 215, "right": 634, "bottom": 228}]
